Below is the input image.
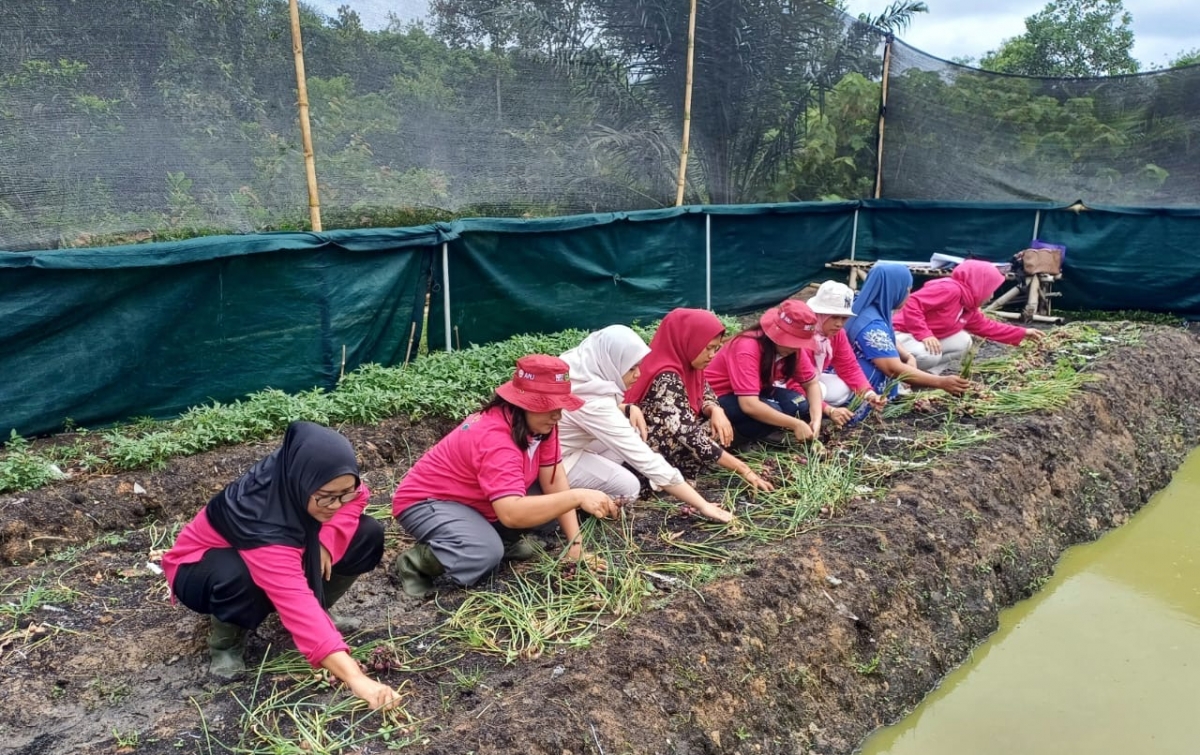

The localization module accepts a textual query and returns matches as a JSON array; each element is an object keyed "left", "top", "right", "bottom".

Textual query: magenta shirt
[
  {"left": 161, "top": 485, "right": 371, "bottom": 666},
  {"left": 894, "top": 279, "right": 1027, "bottom": 345},
  {"left": 392, "top": 407, "right": 562, "bottom": 522},
  {"left": 803, "top": 329, "right": 873, "bottom": 394},
  {"left": 705, "top": 335, "right": 817, "bottom": 397}
]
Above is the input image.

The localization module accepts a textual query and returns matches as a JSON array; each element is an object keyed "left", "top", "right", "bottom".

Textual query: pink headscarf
[
  {"left": 952, "top": 260, "right": 1006, "bottom": 309},
  {"left": 624, "top": 308, "right": 725, "bottom": 414},
  {"left": 813, "top": 315, "right": 836, "bottom": 373}
]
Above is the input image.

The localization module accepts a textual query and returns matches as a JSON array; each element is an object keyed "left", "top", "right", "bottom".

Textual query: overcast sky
[{"left": 309, "top": 0, "right": 1199, "bottom": 70}]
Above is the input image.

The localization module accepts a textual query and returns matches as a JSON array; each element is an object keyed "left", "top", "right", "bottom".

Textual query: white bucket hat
[{"left": 807, "top": 280, "right": 856, "bottom": 317}]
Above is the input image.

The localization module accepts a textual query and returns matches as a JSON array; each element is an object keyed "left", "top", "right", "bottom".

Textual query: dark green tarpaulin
[
  {"left": 707, "top": 202, "right": 857, "bottom": 314},
  {"left": 429, "top": 203, "right": 858, "bottom": 350},
  {"left": 854, "top": 200, "right": 1062, "bottom": 263},
  {"left": 1, "top": 230, "right": 437, "bottom": 437},
  {"left": 428, "top": 209, "right": 710, "bottom": 350},
  {"left": 4, "top": 202, "right": 1199, "bottom": 439},
  {"left": 1039, "top": 205, "right": 1200, "bottom": 313}
]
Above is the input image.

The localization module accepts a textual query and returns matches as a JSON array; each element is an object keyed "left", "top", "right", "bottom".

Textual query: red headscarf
[
  {"left": 624, "top": 308, "right": 725, "bottom": 414},
  {"left": 952, "top": 260, "right": 1006, "bottom": 309}
]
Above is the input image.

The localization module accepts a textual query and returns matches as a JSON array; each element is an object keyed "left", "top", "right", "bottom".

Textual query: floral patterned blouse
[{"left": 635, "top": 371, "right": 723, "bottom": 480}]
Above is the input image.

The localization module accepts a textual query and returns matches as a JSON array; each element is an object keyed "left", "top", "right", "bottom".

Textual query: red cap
[
  {"left": 759, "top": 299, "right": 818, "bottom": 351},
  {"left": 495, "top": 355, "right": 586, "bottom": 413}
]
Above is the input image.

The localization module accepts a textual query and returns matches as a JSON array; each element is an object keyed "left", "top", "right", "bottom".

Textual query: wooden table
[{"left": 824, "top": 259, "right": 1063, "bottom": 324}]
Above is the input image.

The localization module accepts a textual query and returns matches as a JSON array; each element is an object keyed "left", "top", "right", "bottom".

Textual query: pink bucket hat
[
  {"left": 495, "top": 355, "right": 586, "bottom": 413},
  {"left": 759, "top": 299, "right": 818, "bottom": 351}
]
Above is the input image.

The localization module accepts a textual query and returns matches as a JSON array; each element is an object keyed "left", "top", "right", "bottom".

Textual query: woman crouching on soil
[
  {"left": 805, "top": 280, "right": 887, "bottom": 427},
  {"left": 558, "top": 325, "right": 734, "bottom": 523},
  {"left": 704, "top": 299, "right": 824, "bottom": 444},
  {"left": 846, "top": 263, "right": 973, "bottom": 398},
  {"left": 623, "top": 308, "right": 773, "bottom": 493},
  {"left": 162, "top": 421, "right": 400, "bottom": 709},
  {"left": 893, "top": 259, "right": 1043, "bottom": 374},
  {"left": 391, "top": 355, "right": 621, "bottom": 598}
]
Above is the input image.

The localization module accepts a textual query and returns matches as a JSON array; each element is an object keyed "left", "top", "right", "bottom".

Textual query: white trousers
[
  {"left": 896, "top": 329, "right": 973, "bottom": 375},
  {"left": 819, "top": 373, "right": 853, "bottom": 407},
  {"left": 566, "top": 451, "right": 641, "bottom": 500}
]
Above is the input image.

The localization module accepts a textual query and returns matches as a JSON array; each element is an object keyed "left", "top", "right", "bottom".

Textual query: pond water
[{"left": 857, "top": 449, "right": 1200, "bottom": 755}]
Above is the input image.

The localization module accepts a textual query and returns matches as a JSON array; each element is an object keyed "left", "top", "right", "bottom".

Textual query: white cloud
[{"left": 847, "top": 0, "right": 1200, "bottom": 67}]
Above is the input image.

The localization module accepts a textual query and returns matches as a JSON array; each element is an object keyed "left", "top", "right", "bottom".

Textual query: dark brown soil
[{"left": 2, "top": 326, "right": 1199, "bottom": 755}]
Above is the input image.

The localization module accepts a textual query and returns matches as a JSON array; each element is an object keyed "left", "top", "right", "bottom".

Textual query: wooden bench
[{"left": 824, "top": 258, "right": 1063, "bottom": 324}]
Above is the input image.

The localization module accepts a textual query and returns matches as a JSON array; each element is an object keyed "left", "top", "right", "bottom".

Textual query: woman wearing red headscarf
[
  {"left": 624, "top": 309, "right": 773, "bottom": 493},
  {"left": 894, "top": 260, "right": 1044, "bottom": 374}
]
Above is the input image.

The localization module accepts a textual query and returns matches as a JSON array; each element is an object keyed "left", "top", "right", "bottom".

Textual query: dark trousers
[
  {"left": 172, "top": 515, "right": 384, "bottom": 630},
  {"left": 717, "top": 387, "right": 810, "bottom": 442}
]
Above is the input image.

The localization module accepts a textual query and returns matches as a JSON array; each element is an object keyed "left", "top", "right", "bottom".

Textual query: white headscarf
[{"left": 560, "top": 325, "right": 651, "bottom": 400}]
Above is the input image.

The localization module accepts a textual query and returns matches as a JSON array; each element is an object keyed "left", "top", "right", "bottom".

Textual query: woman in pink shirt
[
  {"left": 804, "top": 281, "right": 886, "bottom": 427},
  {"left": 391, "top": 355, "right": 621, "bottom": 598},
  {"left": 894, "top": 260, "right": 1043, "bottom": 374},
  {"left": 162, "top": 422, "right": 400, "bottom": 710},
  {"left": 704, "top": 299, "right": 824, "bottom": 444}
]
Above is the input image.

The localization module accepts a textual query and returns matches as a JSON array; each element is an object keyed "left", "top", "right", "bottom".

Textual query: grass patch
[
  {"left": 0, "top": 315, "right": 742, "bottom": 495},
  {"left": 0, "top": 576, "right": 80, "bottom": 662}
]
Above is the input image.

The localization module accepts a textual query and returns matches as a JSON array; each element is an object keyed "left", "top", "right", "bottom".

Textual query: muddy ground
[{"left": 2, "top": 326, "right": 1199, "bottom": 755}]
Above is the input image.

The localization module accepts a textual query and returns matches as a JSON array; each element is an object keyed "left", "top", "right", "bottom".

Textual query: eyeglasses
[{"left": 312, "top": 488, "right": 358, "bottom": 509}]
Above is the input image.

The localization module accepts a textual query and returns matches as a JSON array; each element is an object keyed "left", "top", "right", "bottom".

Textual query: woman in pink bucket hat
[
  {"left": 704, "top": 299, "right": 826, "bottom": 444},
  {"left": 390, "top": 355, "right": 621, "bottom": 598}
]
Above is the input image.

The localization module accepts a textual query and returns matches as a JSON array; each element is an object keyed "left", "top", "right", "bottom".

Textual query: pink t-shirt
[
  {"left": 161, "top": 485, "right": 371, "bottom": 666},
  {"left": 705, "top": 335, "right": 816, "bottom": 397},
  {"left": 803, "top": 329, "right": 873, "bottom": 394},
  {"left": 392, "top": 407, "right": 562, "bottom": 521}
]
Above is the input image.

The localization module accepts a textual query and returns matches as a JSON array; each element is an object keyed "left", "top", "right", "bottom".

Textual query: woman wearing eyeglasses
[{"left": 161, "top": 421, "right": 400, "bottom": 710}]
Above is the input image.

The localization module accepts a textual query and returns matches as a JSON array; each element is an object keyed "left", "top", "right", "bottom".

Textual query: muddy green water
[{"left": 858, "top": 449, "right": 1200, "bottom": 755}]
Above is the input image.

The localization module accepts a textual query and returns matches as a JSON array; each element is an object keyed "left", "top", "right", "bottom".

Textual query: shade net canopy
[
  {"left": 1, "top": 1, "right": 1196, "bottom": 252},
  {"left": 879, "top": 40, "right": 1200, "bottom": 206}
]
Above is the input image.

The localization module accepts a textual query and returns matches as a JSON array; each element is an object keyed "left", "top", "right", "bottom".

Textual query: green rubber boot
[
  {"left": 322, "top": 572, "right": 363, "bottom": 633},
  {"left": 391, "top": 544, "right": 445, "bottom": 598},
  {"left": 502, "top": 536, "right": 537, "bottom": 562},
  {"left": 207, "top": 618, "right": 247, "bottom": 680}
]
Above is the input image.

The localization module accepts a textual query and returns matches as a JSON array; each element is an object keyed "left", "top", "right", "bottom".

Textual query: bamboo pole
[
  {"left": 288, "top": 0, "right": 322, "bottom": 231},
  {"left": 873, "top": 36, "right": 894, "bottom": 200},
  {"left": 403, "top": 322, "right": 418, "bottom": 367},
  {"left": 674, "top": 0, "right": 699, "bottom": 207}
]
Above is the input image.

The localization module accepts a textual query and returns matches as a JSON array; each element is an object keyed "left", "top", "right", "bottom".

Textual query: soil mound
[{"left": 2, "top": 326, "right": 1198, "bottom": 754}]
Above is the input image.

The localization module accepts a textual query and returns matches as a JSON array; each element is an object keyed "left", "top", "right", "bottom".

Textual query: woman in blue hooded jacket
[{"left": 845, "top": 263, "right": 972, "bottom": 397}]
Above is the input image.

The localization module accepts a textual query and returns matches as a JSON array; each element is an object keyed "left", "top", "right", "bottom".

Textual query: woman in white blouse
[{"left": 559, "top": 325, "right": 734, "bottom": 523}]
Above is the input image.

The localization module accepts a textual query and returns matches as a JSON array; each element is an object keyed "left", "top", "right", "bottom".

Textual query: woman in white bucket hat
[{"left": 805, "top": 281, "right": 886, "bottom": 426}]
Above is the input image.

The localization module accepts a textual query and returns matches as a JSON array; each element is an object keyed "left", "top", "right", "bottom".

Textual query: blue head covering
[{"left": 844, "top": 263, "right": 913, "bottom": 344}]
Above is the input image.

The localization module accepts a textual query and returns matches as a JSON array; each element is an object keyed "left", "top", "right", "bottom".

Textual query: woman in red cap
[
  {"left": 705, "top": 299, "right": 825, "bottom": 444},
  {"left": 391, "top": 355, "right": 621, "bottom": 598},
  {"left": 624, "top": 309, "right": 774, "bottom": 492}
]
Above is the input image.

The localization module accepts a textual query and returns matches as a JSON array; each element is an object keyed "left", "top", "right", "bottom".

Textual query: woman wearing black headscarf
[{"left": 162, "top": 421, "right": 399, "bottom": 709}]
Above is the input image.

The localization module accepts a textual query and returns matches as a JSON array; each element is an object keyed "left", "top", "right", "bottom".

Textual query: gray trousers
[{"left": 398, "top": 500, "right": 518, "bottom": 587}]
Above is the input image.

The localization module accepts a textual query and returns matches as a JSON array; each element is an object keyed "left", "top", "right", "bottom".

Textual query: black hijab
[{"left": 205, "top": 421, "right": 359, "bottom": 603}]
